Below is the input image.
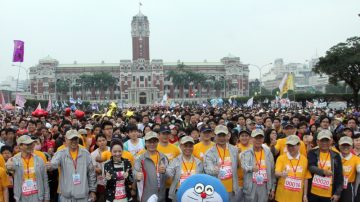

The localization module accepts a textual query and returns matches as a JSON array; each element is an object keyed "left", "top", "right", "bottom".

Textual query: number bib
[
  {"left": 180, "top": 172, "right": 191, "bottom": 185},
  {"left": 72, "top": 173, "right": 81, "bottom": 185},
  {"left": 22, "top": 179, "right": 38, "bottom": 196},
  {"left": 115, "top": 181, "right": 127, "bottom": 200},
  {"left": 157, "top": 173, "right": 161, "bottom": 189},
  {"left": 343, "top": 176, "right": 349, "bottom": 189},
  {"left": 312, "top": 174, "right": 331, "bottom": 189},
  {"left": 284, "top": 176, "right": 302, "bottom": 192},
  {"left": 219, "top": 158, "right": 233, "bottom": 180},
  {"left": 252, "top": 169, "right": 268, "bottom": 185}
]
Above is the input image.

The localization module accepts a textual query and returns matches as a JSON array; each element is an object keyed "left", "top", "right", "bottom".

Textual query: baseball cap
[
  {"left": 200, "top": 124, "right": 212, "bottom": 133},
  {"left": 239, "top": 129, "right": 250, "bottom": 136},
  {"left": 160, "top": 125, "right": 171, "bottom": 133},
  {"left": 85, "top": 124, "right": 93, "bottom": 130},
  {"left": 251, "top": 129, "right": 264, "bottom": 137},
  {"left": 214, "top": 125, "right": 229, "bottom": 135},
  {"left": 339, "top": 136, "right": 353, "bottom": 145},
  {"left": 284, "top": 124, "right": 295, "bottom": 129},
  {"left": 17, "top": 135, "right": 35, "bottom": 145},
  {"left": 180, "top": 136, "right": 195, "bottom": 144},
  {"left": 144, "top": 131, "right": 159, "bottom": 141},
  {"left": 78, "top": 129, "right": 87, "bottom": 135},
  {"left": 286, "top": 135, "right": 300, "bottom": 145},
  {"left": 317, "top": 130, "right": 333, "bottom": 140},
  {"left": 66, "top": 130, "right": 80, "bottom": 140}
]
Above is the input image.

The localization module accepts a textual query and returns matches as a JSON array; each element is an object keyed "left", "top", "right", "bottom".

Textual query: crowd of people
[{"left": 0, "top": 105, "right": 359, "bottom": 202}]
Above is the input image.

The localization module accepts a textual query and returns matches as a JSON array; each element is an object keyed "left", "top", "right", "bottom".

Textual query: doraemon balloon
[{"left": 176, "top": 174, "right": 228, "bottom": 202}]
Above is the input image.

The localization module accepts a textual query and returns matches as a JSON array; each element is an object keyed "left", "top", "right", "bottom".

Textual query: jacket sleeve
[
  {"left": 240, "top": 151, "right": 253, "bottom": 173},
  {"left": 40, "top": 159, "right": 50, "bottom": 200},
  {"left": 166, "top": 158, "right": 177, "bottom": 178},
  {"left": 307, "top": 150, "right": 324, "bottom": 176},
  {"left": 203, "top": 150, "right": 218, "bottom": 177},
  {"left": 133, "top": 155, "right": 142, "bottom": 179},
  {"left": 49, "top": 150, "right": 63, "bottom": 170},
  {"left": 333, "top": 154, "right": 343, "bottom": 196},
  {"left": 268, "top": 152, "right": 276, "bottom": 191},
  {"left": 196, "top": 160, "right": 204, "bottom": 174},
  {"left": 87, "top": 155, "right": 97, "bottom": 192}
]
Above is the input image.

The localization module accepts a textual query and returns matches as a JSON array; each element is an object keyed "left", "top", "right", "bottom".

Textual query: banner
[
  {"left": 15, "top": 93, "right": 26, "bottom": 108},
  {"left": 279, "top": 73, "right": 295, "bottom": 98},
  {"left": 13, "top": 40, "right": 24, "bottom": 62},
  {"left": 46, "top": 97, "right": 52, "bottom": 111},
  {"left": 246, "top": 97, "right": 254, "bottom": 107}
]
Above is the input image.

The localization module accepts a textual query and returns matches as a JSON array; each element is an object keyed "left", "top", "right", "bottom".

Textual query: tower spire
[{"left": 139, "top": 1, "right": 142, "bottom": 13}]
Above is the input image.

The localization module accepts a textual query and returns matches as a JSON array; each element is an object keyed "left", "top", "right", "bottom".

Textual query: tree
[{"left": 313, "top": 36, "right": 360, "bottom": 107}]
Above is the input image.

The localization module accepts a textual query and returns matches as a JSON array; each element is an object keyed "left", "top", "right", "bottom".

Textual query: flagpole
[{"left": 15, "top": 62, "right": 22, "bottom": 98}]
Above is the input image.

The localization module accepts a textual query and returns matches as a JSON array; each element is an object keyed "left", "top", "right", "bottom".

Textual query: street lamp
[
  {"left": 11, "top": 64, "right": 29, "bottom": 93},
  {"left": 248, "top": 63, "right": 272, "bottom": 95}
]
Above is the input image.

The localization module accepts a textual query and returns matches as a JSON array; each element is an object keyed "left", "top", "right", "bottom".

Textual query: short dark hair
[
  {"left": 0, "top": 145, "right": 12, "bottom": 153},
  {"left": 95, "top": 133, "right": 106, "bottom": 141},
  {"left": 127, "top": 124, "right": 138, "bottom": 132},
  {"left": 101, "top": 120, "right": 113, "bottom": 130},
  {"left": 110, "top": 138, "right": 123, "bottom": 151}
]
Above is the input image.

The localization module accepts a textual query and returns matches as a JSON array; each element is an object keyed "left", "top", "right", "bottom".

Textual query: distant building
[
  {"left": 262, "top": 58, "right": 328, "bottom": 93},
  {"left": 29, "top": 11, "right": 249, "bottom": 104}
]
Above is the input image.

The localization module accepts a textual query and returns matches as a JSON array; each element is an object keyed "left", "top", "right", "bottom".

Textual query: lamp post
[{"left": 248, "top": 63, "right": 272, "bottom": 95}]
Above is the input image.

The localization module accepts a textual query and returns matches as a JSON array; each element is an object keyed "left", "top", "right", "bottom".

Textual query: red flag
[
  {"left": 13, "top": 40, "right": 24, "bottom": 62},
  {"left": 15, "top": 93, "right": 26, "bottom": 108},
  {"left": 46, "top": 97, "right": 52, "bottom": 111}
]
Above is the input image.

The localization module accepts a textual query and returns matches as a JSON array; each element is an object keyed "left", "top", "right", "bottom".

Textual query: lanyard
[
  {"left": 216, "top": 144, "right": 226, "bottom": 166},
  {"left": 70, "top": 149, "right": 79, "bottom": 172},
  {"left": 152, "top": 152, "right": 160, "bottom": 172},
  {"left": 289, "top": 156, "right": 301, "bottom": 177},
  {"left": 23, "top": 155, "right": 32, "bottom": 179},
  {"left": 182, "top": 156, "right": 195, "bottom": 175},
  {"left": 254, "top": 149, "right": 263, "bottom": 169},
  {"left": 319, "top": 152, "right": 330, "bottom": 169}
]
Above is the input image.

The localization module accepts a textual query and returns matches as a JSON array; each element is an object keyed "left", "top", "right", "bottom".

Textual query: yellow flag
[{"left": 279, "top": 73, "right": 294, "bottom": 97}]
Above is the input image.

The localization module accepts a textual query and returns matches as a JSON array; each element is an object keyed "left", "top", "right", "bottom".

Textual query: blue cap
[
  {"left": 200, "top": 124, "right": 212, "bottom": 133},
  {"left": 160, "top": 125, "right": 171, "bottom": 133}
]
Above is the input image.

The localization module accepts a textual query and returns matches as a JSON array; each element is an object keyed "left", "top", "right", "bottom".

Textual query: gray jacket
[
  {"left": 10, "top": 154, "right": 50, "bottom": 201},
  {"left": 134, "top": 151, "right": 169, "bottom": 202},
  {"left": 166, "top": 154, "right": 203, "bottom": 200},
  {"left": 49, "top": 147, "right": 97, "bottom": 199},
  {"left": 204, "top": 143, "right": 239, "bottom": 193},
  {"left": 240, "top": 145, "right": 275, "bottom": 199}
]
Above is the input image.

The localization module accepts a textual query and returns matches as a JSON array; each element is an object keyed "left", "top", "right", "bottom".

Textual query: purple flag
[
  {"left": 15, "top": 93, "right": 26, "bottom": 108},
  {"left": 13, "top": 40, "right": 24, "bottom": 62}
]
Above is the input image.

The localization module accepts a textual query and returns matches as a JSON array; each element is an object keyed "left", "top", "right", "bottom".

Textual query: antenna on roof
[{"left": 139, "top": 1, "right": 142, "bottom": 13}]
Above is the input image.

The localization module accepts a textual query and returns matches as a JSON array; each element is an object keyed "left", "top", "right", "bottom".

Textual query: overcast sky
[{"left": 0, "top": 0, "right": 359, "bottom": 81}]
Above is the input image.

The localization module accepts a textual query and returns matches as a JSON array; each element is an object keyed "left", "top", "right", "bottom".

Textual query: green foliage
[{"left": 313, "top": 36, "right": 360, "bottom": 106}]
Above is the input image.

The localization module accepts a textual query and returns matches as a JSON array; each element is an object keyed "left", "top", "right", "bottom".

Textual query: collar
[
  {"left": 287, "top": 152, "right": 300, "bottom": 160},
  {"left": 341, "top": 153, "right": 352, "bottom": 160}
]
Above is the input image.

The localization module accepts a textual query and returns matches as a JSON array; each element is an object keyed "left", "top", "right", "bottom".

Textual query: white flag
[
  {"left": 46, "top": 97, "right": 52, "bottom": 111},
  {"left": 246, "top": 97, "right": 254, "bottom": 107},
  {"left": 36, "top": 103, "right": 42, "bottom": 110},
  {"left": 15, "top": 93, "right": 26, "bottom": 108},
  {"left": 278, "top": 74, "right": 288, "bottom": 92}
]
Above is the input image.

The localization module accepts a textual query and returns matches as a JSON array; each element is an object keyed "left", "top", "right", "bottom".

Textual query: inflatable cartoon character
[{"left": 176, "top": 174, "right": 228, "bottom": 202}]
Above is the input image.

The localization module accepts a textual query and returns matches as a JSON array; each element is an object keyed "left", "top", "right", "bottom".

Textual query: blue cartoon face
[{"left": 177, "top": 174, "right": 228, "bottom": 202}]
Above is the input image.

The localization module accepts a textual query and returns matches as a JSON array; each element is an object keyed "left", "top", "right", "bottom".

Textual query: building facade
[{"left": 29, "top": 11, "right": 249, "bottom": 105}]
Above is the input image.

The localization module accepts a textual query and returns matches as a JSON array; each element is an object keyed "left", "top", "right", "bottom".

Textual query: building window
[
  {"left": 140, "top": 76, "right": 144, "bottom": 81},
  {"left": 125, "top": 76, "right": 127, "bottom": 81},
  {"left": 148, "top": 76, "right": 151, "bottom": 81},
  {"left": 133, "top": 76, "right": 135, "bottom": 81}
]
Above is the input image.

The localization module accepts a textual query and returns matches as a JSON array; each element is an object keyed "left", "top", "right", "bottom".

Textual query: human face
[
  {"left": 93, "top": 127, "right": 101, "bottom": 135},
  {"left": 292, "top": 118, "right": 299, "bottom": 126},
  {"left": 145, "top": 138, "right": 159, "bottom": 152},
  {"left": 216, "top": 133, "right": 228, "bottom": 146},
  {"left": 264, "top": 119, "right": 272, "bottom": 128},
  {"left": 239, "top": 133, "right": 250, "bottom": 145},
  {"left": 102, "top": 125, "right": 113, "bottom": 138},
  {"left": 320, "top": 118, "right": 330, "bottom": 129},
  {"left": 273, "top": 120, "right": 281, "bottom": 129},
  {"left": 347, "top": 119, "right": 357, "bottom": 129},
  {"left": 68, "top": 137, "right": 79, "bottom": 150},
  {"left": 1, "top": 150, "right": 12, "bottom": 161},
  {"left": 354, "top": 137, "right": 360, "bottom": 149},
  {"left": 253, "top": 135, "right": 264, "bottom": 148},
  {"left": 339, "top": 144, "right": 351, "bottom": 156},
  {"left": 270, "top": 130, "right": 277, "bottom": 141},
  {"left": 20, "top": 142, "right": 34, "bottom": 154},
  {"left": 201, "top": 131, "right": 212, "bottom": 141},
  {"left": 144, "top": 127, "right": 152, "bottom": 135},
  {"left": 27, "top": 123, "right": 36, "bottom": 133},
  {"left": 343, "top": 129, "right": 353, "bottom": 137},
  {"left": 19, "top": 121, "right": 26, "bottom": 128},
  {"left": 286, "top": 144, "right": 300, "bottom": 157},
  {"left": 6, "top": 132, "right": 14, "bottom": 141},
  {"left": 284, "top": 128, "right": 295, "bottom": 136},
  {"left": 191, "top": 131, "right": 199, "bottom": 141},
  {"left": 180, "top": 142, "right": 194, "bottom": 157},
  {"left": 159, "top": 132, "right": 170, "bottom": 143},
  {"left": 111, "top": 144, "right": 123, "bottom": 162},
  {"left": 128, "top": 130, "right": 138, "bottom": 140},
  {"left": 298, "top": 125, "right": 307, "bottom": 134},
  {"left": 255, "top": 116, "right": 263, "bottom": 125},
  {"left": 238, "top": 117, "right": 246, "bottom": 126},
  {"left": 317, "top": 138, "right": 331, "bottom": 152},
  {"left": 96, "top": 137, "right": 107, "bottom": 149}
]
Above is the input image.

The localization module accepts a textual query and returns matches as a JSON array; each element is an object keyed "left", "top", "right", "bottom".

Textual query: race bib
[
  {"left": 72, "top": 173, "right": 81, "bottom": 185},
  {"left": 343, "top": 176, "right": 348, "bottom": 189},
  {"left": 22, "top": 179, "right": 38, "bottom": 196},
  {"left": 115, "top": 181, "right": 127, "bottom": 200},
  {"left": 312, "top": 174, "right": 331, "bottom": 189},
  {"left": 284, "top": 176, "right": 302, "bottom": 192},
  {"left": 252, "top": 169, "right": 268, "bottom": 185},
  {"left": 180, "top": 172, "right": 191, "bottom": 185},
  {"left": 157, "top": 173, "right": 160, "bottom": 189},
  {"left": 219, "top": 159, "right": 233, "bottom": 180}
]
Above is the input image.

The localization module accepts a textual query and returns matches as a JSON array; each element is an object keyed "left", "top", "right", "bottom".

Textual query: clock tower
[{"left": 131, "top": 11, "right": 150, "bottom": 61}]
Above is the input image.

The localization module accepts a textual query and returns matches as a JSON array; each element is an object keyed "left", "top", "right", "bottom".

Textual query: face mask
[{"left": 34, "top": 144, "right": 42, "bottom": 151}]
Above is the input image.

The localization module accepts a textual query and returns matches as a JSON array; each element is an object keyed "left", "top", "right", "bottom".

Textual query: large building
[{"left": 29, "top": 11, "right": 249, "bottom": 105}]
